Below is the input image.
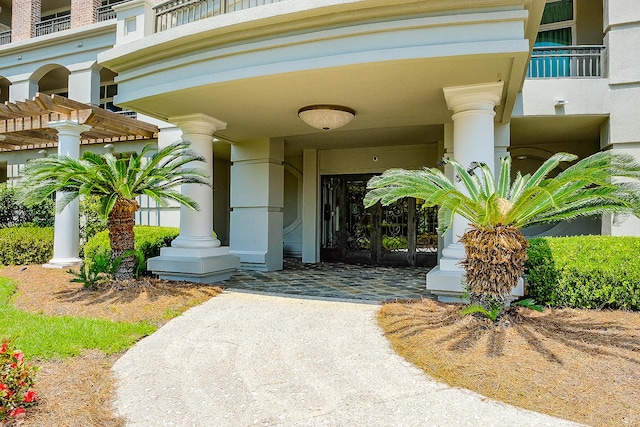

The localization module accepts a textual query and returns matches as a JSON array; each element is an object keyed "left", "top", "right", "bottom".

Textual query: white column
[
  {"left": 494, "top": 122, "right": 511, "bottom": 178},
  {"left": 45, "top": 121, "right": 91, "bottom": 268},
  {"left": 427, "top": 82, "right": 503, "bottom": 301},
  {"left": 302, "top": 149, "right": 319, "bottom": 263},
  {"left": 9, "top": 78, "right": 38, "bottom": 102},
  {"left": 230, "top": 139, "right": 284, "bottom": 271},
  {"left": 68, "top": 63, "right": 101, "bottom": 106},
  {"left": 169, "top": 113, "right": 225, "bottom": 249},
  {"left": 147, "top": 114, "right": 240, "bottom": 284}
]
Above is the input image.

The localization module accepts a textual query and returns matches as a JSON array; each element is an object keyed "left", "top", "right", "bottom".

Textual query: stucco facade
[{"left": 1, "top": 0, "right": 638, "bottom": 298}]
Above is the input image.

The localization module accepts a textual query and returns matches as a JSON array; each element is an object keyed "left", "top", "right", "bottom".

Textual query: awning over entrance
[{"left": 0, "top": 93, "right": 158, "bottom": 151}]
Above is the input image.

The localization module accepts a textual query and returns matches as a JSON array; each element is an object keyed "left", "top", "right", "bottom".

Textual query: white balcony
[
  {"left": 154, "top": 0, "right": 285, "bottom": 32},
  {"left": 526, "top": 45, "right": 605, "bottom": 79},
  {"left": 0, "top": 30, "right": 10, "bottom": 46},
  {"left": 35, "top": 15, "right": 71, "bottom": 37}
]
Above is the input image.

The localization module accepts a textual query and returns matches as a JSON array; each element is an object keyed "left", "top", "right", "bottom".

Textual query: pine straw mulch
[
  {"left": 0, "top": 265, "right": 223, "bottom": 427},
  {"left": 378, "top": 299, "right": 640, "bottom": 427}
]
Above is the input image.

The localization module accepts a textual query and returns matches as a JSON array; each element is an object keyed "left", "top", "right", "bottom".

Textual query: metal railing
[
  {"left": 0, "top": 30, "right": 10, "bottom": 45},
  {"left": 155, "top": 0, "right": 284, "bottom": 32},
  {"left": 35, "top": 15, "right": 71, "bottom": 37},
  {"left": 115, "top": 110, "right": 138, "bottom": 119},
  {"left": 527, "top": 45, "right": 605, "bottom": 78},
  {"left": 97, "top": 0, "right": 133, "bottom": 22}
]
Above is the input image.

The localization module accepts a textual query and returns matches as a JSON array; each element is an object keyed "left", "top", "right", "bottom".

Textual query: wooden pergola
[{"left": 0, "top": 93, "right": 159, "bottom": 151}]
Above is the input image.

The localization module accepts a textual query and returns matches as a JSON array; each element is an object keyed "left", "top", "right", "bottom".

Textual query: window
[
  {"left": 536, "top": 0, "right": 575, "bottom": 46},
  {"left": 99, "top": 83, "right": 122, "bottom": 112}
]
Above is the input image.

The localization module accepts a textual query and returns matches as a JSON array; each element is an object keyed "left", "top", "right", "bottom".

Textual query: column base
[
  {"left": 43, "top": 257, "right": 82, "bottom": 269},
  {"left": 148, "top": 246, "right": 240, "bottom": 284},
  {"left": 229, "top": 250, "right": 283, "bottom": 272},
  {"left": 426, "top": 266, "right": 524, "bottom": 303}
]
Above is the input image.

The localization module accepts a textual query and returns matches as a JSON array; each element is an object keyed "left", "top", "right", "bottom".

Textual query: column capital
[
  {"left": 169, "top": 114, "right": 227, "bottom": 136},
  {"left": 49, "top": 120, "right": 92, "bottom": 136},
  {"left": 443, "top": 82, "right": 504, "bottom": 114}
]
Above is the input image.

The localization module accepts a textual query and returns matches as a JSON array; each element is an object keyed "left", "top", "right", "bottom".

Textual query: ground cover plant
[
  {"left": 0, "top": 340, "right": 38, "bottom": 425},
  {"left": 20, "top": 141, "right": 208, "bottom": 281},
  {"left": 0, "top": 265, "right": 222, "bottom": 426},
  {"left": 365, "top": 152, "right": 640, "bottom": 317}
]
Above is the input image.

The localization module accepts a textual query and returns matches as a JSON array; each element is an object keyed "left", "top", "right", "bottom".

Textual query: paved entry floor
[
  {"left": 113, "top": 292, "right": 583, "bottom": 427},
  {"left": 224, "top": 258, "right": 435, "bottom": 302}
]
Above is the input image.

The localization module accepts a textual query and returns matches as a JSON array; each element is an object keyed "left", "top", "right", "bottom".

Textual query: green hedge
[
  {"left": 0, "top": 227, "right": 54, "bottom": 265},
  {"left": 84, "top": 226, "right": 179, "bottom": 273},
  {"left": 525, "top": 236, "right": 640, "bottom": 310}
]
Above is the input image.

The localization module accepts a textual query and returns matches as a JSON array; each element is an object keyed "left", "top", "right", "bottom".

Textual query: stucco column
[
  {"left": 9, "top": 78, "right": 38, "bottom": 102},
  {"left": 230, "top": 138, "right": 284, "bottom": 271},
  {"left": 147, "top": 114, "right": 240, "bottom": 284},
  {"left": 68, "top": 63, "right": 101, "bottom": 106},
  {"left": 494, "top": 122, "right": 511, "bottom": 175},
  {"left": 45, "top": 121, "right": 91, "bottom": 268},
  {"left": 302, "top": 149, "right": 319, "bottom": 263},
  {"left": 426, "top": 82, "right": 503, "bottom": 300},
  {"left": 169, "top": 114, "right": 226, "bottom": 249}
]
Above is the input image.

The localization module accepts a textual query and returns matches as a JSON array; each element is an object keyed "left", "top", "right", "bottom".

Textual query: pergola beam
[{"left": 0, "top": 93, "right": 159, "bottom": 151}]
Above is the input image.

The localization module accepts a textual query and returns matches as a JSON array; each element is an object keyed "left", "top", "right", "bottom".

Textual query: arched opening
[{"left": 34, "top": 64, "right": 70, "bottom": 97}]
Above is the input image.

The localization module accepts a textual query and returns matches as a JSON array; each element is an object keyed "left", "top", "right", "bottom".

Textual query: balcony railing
[
  {"left": 98, "top": 0, "right": 134, "bottom": 22},
  {"left": 35, "top": 15, "right": 71, "bottom": 37},
  {"left": 155, "top": 0, "right": 284, "bottom": 32},
  {"left": 0, "top": 30, "right": 10, "bottom": 46},
  {"left": 115, "top": 110, "right": 138, "bottom": 119},
  {"left": 527, "top": 45, "right": 605, "bottom": 79}
]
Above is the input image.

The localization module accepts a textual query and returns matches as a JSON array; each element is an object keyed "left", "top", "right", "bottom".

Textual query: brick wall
[
  {"left": 11, "top": 0, "right": 41, "bottom": 42},
  {"left": 71, "top": 0, "right": 101, "bottom": 28}
]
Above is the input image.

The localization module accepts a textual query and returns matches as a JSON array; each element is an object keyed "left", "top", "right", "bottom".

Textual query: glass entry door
[{"left": 320, "top": 174, "right": 437, "bottom": 267}]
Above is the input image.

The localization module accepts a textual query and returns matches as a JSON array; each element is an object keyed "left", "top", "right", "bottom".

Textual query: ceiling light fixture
[{"left": 298, "top": 105, "right": 355, "bottom": 131}]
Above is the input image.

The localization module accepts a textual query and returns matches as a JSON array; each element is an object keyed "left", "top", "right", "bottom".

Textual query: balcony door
[{"left": 320, "top": 175, "right": 437, "bottom": 267}]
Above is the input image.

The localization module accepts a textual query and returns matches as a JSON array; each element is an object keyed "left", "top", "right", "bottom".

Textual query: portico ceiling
[{"left": 0, "top": 93, "right": 159, "bottom": 151}]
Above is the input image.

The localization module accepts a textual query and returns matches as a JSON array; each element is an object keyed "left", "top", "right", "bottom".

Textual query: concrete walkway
[{"left": 113, "top": 292, "right": 582, "bottom": 427}]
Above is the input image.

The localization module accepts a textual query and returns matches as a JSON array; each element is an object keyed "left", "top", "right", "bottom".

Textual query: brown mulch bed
[
  {"left": 378, "top": 299, "right": 640, "bottom": 427},
  {"left": 0, "top": 265, "right": 223, "bottom": 427}
]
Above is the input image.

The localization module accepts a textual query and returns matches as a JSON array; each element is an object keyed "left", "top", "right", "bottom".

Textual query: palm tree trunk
[
  {"left": 460, "top": 226, "right": 529, "bottom": 312},
  {"left": 107, "top": 198, "right": 140, "bottom": 281}
]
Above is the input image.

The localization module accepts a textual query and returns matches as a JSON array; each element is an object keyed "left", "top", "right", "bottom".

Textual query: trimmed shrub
[
  {"left": 525, "top": 236, "right": 640, "bottom": 310},
  {"left": 0, "top": 227, "right": 54, "bottom": 265},
  {"left": 84, "top": 226, "right": 179, "bottom": 274}
]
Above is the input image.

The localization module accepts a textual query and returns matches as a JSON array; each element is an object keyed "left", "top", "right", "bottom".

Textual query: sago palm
[
  {"left": 20, "top": 141, "right": 208, "bottom": 281},
  {"left": 364, "top": 151, "right": 640, "bottom": 311}
]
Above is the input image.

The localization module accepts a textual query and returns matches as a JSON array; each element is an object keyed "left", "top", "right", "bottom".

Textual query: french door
[{"left": 320, "top": 174, "right": 438, "bottom": 267}]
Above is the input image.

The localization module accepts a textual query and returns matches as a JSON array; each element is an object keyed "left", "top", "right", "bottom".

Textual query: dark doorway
[{"left": 320, "top": 174, "right": 438, "bottom": 267}]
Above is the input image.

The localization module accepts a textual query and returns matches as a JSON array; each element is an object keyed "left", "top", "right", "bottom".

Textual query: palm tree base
[
  {"left": 461, "top": 226, "right": 528, "bottom": 305},
  {"left": 108, "top": 199, "right": 140, "bottom": 281}
]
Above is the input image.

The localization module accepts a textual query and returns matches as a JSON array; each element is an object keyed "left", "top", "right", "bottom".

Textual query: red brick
[
  {"left": 71, "top": 0, "right": 101, "bottom": 28},
  {"left": 11, "top": 0, "right": 41, "bottom": 42}
]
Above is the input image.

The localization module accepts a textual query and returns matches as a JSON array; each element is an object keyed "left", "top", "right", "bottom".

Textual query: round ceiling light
[{"left": 298, "top": 105, "right": 356, "bottom": 131}]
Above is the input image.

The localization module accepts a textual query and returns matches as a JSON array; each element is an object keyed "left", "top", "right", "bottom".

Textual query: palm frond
[{"left": 19, "top": 142, "right": 209, "bottom": 218}]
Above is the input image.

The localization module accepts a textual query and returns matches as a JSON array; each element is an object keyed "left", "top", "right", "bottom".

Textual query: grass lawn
[
  {"left": 0, "top": 277, "right": 155, "bottom": 359},
  {"left": 0, "top": 265, "right": 223, "bottom": 427}
]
